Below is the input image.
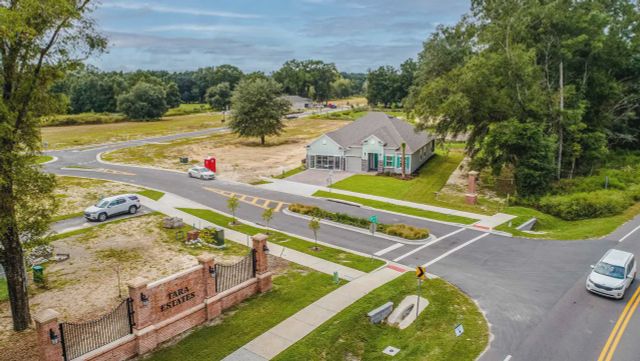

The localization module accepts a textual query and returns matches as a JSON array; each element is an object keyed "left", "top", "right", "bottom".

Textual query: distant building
[
  {"left": 281, "top": 95, "right": 312, "bottom": 111},
  {"left": 306, "top": 112, "right": 436, "bottom": 174}
]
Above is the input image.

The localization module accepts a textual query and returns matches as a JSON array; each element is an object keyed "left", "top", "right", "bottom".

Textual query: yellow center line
[{"left": 598, "top": 286, "right": 640, "bottom": 361}]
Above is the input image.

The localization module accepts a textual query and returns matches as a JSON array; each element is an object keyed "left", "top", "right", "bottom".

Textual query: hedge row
[
  {"left": 288, "top": 203, "right": 429, "bottom": 240},
  {"left": 538, "top": 189, "right": 635, "bottom": 221}
]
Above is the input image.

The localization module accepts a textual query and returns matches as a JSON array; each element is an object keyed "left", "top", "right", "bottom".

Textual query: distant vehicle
[
  {"left": 327, "top": 103, "right": 337, "bottom": 109},
  {"left": 84, "top": 194, "right": 141, "bottom": 222},
  {"left": 188, "top": 166, "right": 216, "bottom": 180},
  {"left": 586, "top": 249, "right": 636, "bottom": 299}
]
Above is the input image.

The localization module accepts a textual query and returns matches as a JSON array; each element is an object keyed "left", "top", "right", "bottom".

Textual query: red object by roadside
[{"left": 204, "top": 157, "right": 216, "bottom": 173}]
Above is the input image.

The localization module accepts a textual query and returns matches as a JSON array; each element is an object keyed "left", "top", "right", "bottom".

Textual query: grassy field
[
  {"left": 274, "top": 273, "right": 489, "bottom": 361},
  {"left": 179, "top": 208, "right": 385, "bottom": 273},
  {"left": 41, "top": 112, "right": 223, "bottom": 149},
  {"left": 164, "top": 103, "right": 211, "bottom": 116},
  {"left": 147, "top": 264, "right": 342, "bottom": 361},
  {"left": 313, "top": 190, "right": 477, "bottom": 224},
  {"left": 328, "top": 96, "right": 368, "bottom": 106},
  {"left": 0, "top": 278, "right": 7, "bottom": 302}
]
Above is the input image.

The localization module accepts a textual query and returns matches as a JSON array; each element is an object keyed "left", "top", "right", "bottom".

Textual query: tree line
[{"left": 52, "top": 61, "right": 365, "bottom": 120}]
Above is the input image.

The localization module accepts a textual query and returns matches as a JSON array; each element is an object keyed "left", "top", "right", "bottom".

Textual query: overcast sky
[{"left": 88, "top": 0, "right": 470, "bottom": 73}]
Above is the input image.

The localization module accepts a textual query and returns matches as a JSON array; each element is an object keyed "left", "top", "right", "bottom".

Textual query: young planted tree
[
  {"left": 0, "top": 0, "right": 106, "bottom": 331},
  {"left": 227, "top": 195, "right": 239, "bottom": 225},
  {"left": 229, "top": 78, "right": 290, "bottom": 145},
  {"left": 261, "top": 207, "right": 274, "bottom": 232},
  {"left": 308, "top": 217, "right": 321, "bottom": 250}
]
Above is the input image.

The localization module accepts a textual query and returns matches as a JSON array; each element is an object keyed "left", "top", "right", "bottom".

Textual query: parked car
[
  {"left": 188, "top": 166, "right": 216, "bottom": 180},
  {"left": 84, "top": 194, "right": 141, "bottom": 222},
  {"left": 586, "top": 249, "right": 636, "bottom": 299}
]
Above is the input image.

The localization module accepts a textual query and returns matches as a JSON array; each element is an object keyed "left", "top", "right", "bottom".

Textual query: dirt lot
[
  {"left": 102, "top": 117, "right": 349, "bottom": 183},
  {"left": 0, "top": 213, "right": 248, "bottom": 360},
  {"left": 54, "top": 176, "right": 143, "bottom": 218}
]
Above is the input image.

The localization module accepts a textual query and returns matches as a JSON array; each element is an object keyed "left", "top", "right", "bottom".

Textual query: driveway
[{"left": 287, "top": 169, "right": 354, "bottom": 186}]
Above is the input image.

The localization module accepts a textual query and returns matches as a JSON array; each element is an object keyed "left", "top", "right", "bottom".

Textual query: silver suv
[{"left": 84, "top": 194, "right": 141, "bottom": 222}]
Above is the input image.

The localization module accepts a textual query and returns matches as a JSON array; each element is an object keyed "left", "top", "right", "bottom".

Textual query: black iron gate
[
  {"left": 59, "top": 298, "right": 134, "bottom": 360},
  {"left": 214, "top": 250, "right": 256, "bottom": 292}
]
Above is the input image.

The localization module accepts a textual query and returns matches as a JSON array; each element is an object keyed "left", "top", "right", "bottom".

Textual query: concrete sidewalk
[
  {"left": 139, "top": 193, "right": 368, "bottom": 281},
  {"left": 257, "top": 177, "right": 516, "bottom": 229},
  {"left": 223, "top": 265, "right": 406, "bottom": 361}
]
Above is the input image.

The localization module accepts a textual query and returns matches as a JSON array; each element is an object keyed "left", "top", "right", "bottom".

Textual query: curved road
[{"left": 44, "top": 128, "right": 640, "bottom": 361}]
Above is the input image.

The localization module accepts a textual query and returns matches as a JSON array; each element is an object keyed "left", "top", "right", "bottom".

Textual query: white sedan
[{"left": 188, "top": 166, "right": 215, "bottom": 180}]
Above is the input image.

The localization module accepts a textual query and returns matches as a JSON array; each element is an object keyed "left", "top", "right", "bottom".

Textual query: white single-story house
[
  {"left": 281, "top": 95, "right": 312, "bottom": 111},
  {"left": 306, "top": 112, "right": 436, "bottom": 174}
]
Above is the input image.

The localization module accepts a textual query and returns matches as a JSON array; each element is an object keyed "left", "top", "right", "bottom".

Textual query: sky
[{"left": 88, "top": 0, "right": 470, "bottom": 74}]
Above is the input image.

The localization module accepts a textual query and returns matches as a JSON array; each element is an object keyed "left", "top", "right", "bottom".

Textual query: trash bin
[
  {"left": 215, "top": 228, "right": 225, "bottom": 246},
  {"left": 180, "top": 157, "right": 189, "bottom": 164},
  {"left": 32, "top": 265, "right": 44, "bottom": 285}
]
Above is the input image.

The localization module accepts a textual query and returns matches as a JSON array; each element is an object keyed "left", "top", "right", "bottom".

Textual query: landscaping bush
[
  {"left": 538, "top": 190, "right": 632, "bottom": 220},
  {"left": 288, "top": 203, "right": 429, "bottom": 240}
]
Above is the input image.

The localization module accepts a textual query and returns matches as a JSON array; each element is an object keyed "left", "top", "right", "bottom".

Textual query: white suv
[
  {"left": 586, "top": 249, "right": 636, "bottom": 299},
  {"left": 84, "top": 194, "right": 141, "bottom": 222}
]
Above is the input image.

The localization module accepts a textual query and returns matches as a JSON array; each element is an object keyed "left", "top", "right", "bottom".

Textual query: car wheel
[
  {"left": 200, "top": 174, "right": 204, "bottom": 180},
  {"left": 129, "top": 205, "right": 138, "bottom": 214},
  {"left": 98, "top": 213, "right": 107, "bottom": 222}
]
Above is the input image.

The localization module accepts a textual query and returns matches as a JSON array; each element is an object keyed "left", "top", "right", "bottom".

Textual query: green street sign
[{"left": 369, "top": 215, "right": 378, "bottom": 224}]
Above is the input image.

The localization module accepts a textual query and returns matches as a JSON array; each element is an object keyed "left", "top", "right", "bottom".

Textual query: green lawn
[
  {"left": 179, "top": 208, "right": 385, "bottom": 273},
  {"left": 313, "top": 190, "right": 477, "bottom": 225},
  {"left": 0, "top": 278, "right": 7, "bottom": 302},
  {"left": 36, "top": 155, "right": 54, "bottom": 164},
  {"left": 274, "top": 273, "right": 489, "bottom": 361},
  {"left": 496, "top": 203, "right": 640, "bottom": 240},
  {"left": 273, "top": 165, "right": 305, "bottom": 179},
  {"left": 164, "top": 103, "right": 211, "bottom": 116},
  {"left": 147, "top": 264, "right": 342, "bottom": 361},
  {"left": 137, "top": 189, "right": 165, "bottom": 201}
]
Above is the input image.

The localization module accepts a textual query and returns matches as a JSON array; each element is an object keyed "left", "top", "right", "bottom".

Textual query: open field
[
  {"left": 328, "top": 96, "right": 367, "bottom": 107},
  {"left": 274, "top": 273, "right": 489, "bottom": 361},
  {"left": 147, "top": 262, "right": 341, "bottom": 361},
  {"left": 164, "top": 103, "right": 211, "bottom": 116},
  {"left": 41, "top": 112, "right": 223, "bottom": 149},
  {"left": 103, "top": 117, "right": 349, "bottom": 183},
  {"left": 179, "top": 208, "right": 386, "bottom": 273}
]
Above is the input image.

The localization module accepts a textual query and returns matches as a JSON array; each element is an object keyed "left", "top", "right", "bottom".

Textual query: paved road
[{"left": 43, "top": 128, "right": 640, "bottom": 361}]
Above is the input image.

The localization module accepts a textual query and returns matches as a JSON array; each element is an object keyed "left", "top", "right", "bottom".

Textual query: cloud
[
  {"left": 144, "top": 24, "right": 265, "bottom": 34},
  {"left": 101, "top": 2, "right": 261, "bottom": 19}
]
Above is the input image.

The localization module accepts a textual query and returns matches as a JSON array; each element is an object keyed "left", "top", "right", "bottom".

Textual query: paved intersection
[{"left": 44, "top": 129, "right": 640, "bottom": 361}]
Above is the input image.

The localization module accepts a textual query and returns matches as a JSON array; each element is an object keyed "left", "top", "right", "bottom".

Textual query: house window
[{"left": 385, "top": 155, "right": 394, "bottom": 167}]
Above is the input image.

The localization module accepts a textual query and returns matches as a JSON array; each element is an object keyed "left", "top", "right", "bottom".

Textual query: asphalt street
[{"left": 44, "top": 128, "right": 640, "bottom": 361}]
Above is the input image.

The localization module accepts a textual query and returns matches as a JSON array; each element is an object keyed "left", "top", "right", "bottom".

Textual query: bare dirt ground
[
  {"left": 55, "top": 176, "right": 143, "bottom": 218},
  {"left": 0, "top": 213, "right": 247, "bottom": 360},
  {"left": 104, "top": 118, "right": 349, "bottom": 183}
]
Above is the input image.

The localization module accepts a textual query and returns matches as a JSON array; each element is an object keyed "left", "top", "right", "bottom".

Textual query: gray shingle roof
[{"left": 324, "top": 112, "right": 434, "bottom": 153}]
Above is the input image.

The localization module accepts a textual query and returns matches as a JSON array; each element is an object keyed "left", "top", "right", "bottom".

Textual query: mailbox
[{"left": 204, "top": 157, "right": 216, "bottom": 173}]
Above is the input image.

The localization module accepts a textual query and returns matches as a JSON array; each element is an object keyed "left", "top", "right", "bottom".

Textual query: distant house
[
  {"left": 281, "top": 95, "right": 312, "bottom": 111},
  {"left": 306, "top": 112, "right": 436, "bottom": 174}
]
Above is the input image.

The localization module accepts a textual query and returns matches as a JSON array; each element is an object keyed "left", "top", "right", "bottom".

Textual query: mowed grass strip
[
  {"left": 41, "top": 112, "right": 224, "bottom": 149},
  {"left": 178, "top": 208, "right": 385, "bottom": 273},
  {"left": 136, "top": 189, "right": 165, "bottom": 201},
  {"left": 274, "top": 273, "right": 489, "bottom": 361},
  {"left": 313, "top": 190, "right": 477, "bottom": 225},
  {"left": 147, "top": 264, "right": 342, "bottom": 361}
]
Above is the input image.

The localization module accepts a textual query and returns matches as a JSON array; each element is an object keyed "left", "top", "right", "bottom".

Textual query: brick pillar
[
  {"left": 128, "top": 277, "right": 152, "bottom": 329},
  {"left": 466, "top": 170, "right": 479, "bottom": 205},
  {"left": 34, "top": 309, "right": 63, "bottom": 361},
  {"left": 252, "top": 233, "right": 273, "bottom": 293},
  {"left": 198, "top": 254, "right": 217, "bottom": 298}
]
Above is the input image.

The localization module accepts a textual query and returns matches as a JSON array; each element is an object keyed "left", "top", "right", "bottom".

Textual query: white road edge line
[
  {"left": 374, "top": 243, "right": 404, "bottom": 256},
  {"left": 393, "top": 228, "right": 466, "bottom": 262},
  {"left": 423, "top": 233, "right": 489, "bottom": 267},
  {"left": 504, "top": 356, "right": 512, "bottom": 361},
  {"left": 619, "top": 224, "right": 640, "bottom": 242}
]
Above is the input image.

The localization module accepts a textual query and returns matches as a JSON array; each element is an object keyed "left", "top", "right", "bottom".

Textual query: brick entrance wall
[{"left": 35, "top": 234, "right": 273, "bottom": 361}]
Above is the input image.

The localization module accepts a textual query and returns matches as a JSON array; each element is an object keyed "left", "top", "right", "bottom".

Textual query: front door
[{"left": 368, "top": 153, "right": 378, "bottom": 171}]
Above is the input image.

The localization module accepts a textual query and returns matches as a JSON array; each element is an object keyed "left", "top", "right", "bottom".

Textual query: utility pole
[{"left": 557, "top": 60, "right": 564, "bottom": 180}]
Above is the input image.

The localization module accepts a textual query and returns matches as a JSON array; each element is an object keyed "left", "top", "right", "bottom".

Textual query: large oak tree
[{"left": 0, "top": 0, "right": 105, "bottom": 331}]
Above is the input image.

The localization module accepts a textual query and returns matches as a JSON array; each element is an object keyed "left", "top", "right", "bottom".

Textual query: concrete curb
[{"left": 283, "top": 207, "right": 435, "bottom": 245}]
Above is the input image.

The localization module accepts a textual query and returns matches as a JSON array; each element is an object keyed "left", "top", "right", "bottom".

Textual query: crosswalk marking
[
  {"left": 374, "top": 243, "right": 404, "bottom": 256},
  {"left": 422, "top": 233, "right": 489, "bottom": 267},
  {"left": 203, "top": 187, "right": 288, "bottom": 212},
  {"left": 393, "top": 228, "right": 466, "bottom": 262}
]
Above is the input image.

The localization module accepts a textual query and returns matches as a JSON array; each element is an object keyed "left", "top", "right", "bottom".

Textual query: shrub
[
  {"left": 384, "top": 224, "right": 429, "bottom": 240},
  {"left": 537, "top": 190, "right": 632, "bottom": 220}
]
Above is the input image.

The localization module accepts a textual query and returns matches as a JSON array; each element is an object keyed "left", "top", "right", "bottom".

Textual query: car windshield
[
  {"left": 197, "top": 167, "right": 208, "bottom": 172},
  {"left": 594, "top": 262, "right": 625, "bottom": 279},
  {"left": 95, "top": 200, "right": 110, "bottom": 208}
]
